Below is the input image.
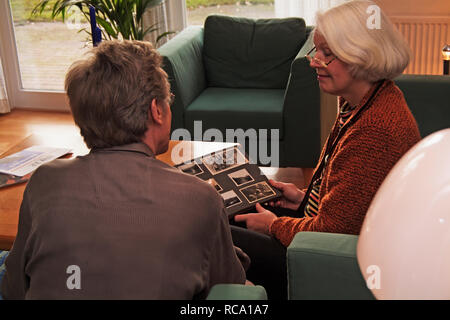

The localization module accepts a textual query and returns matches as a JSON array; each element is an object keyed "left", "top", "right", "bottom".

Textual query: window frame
[
  {"left": 0, "top": 0, "right": 187, "bottom": 111},
  {"left": 0, "top": 1, "right": 69, "bottom": 111}
]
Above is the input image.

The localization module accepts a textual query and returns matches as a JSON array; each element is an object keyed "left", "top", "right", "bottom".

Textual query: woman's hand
[
  {"left": 268, "top": 179, "right": 305, "bottom": 211},
  {"left": 234, "top": 203, "right": 277, "bottom": 235}
]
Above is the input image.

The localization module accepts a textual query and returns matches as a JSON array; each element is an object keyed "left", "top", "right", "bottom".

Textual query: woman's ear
[{"left": 149, "top": 98, "right": 163, "bottom": 125}]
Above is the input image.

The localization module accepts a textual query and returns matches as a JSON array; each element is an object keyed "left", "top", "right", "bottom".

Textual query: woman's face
[{"left": 310, "top": 32, "right": 355, "bottom": 97}]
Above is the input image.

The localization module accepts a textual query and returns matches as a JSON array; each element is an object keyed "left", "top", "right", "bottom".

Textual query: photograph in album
[
  {"left": 174, "top": 146, "right": 282, "bottom": 217},
  {"left": 228, "top": 168, "right": 255, "bottom": 187},
  {"left": 178, "top": 161, "right": 204, "bottom": 176},
  {"left": 206, "top": 178, "right": 223, "bottom": 192},
  {"left": 202, "top": 147, "right": 248, "bottom": 175},
  {"left": 240, "top": 181, "right": 277, "bottom": 204}
]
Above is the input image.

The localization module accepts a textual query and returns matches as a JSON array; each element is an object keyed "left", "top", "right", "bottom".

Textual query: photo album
[{"left": 174, "top": 146, "right": 282, "bottom": 217}]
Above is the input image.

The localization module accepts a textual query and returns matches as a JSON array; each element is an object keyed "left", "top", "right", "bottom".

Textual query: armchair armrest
[
  {"left": 281, "top": 31, "right": 321, "bottom": 167},
  {"left": 158, "top": 26, "right": 207, "bottom": 130},
  {"left": 206, "top": 284, "right": 267, "bottom": 300},
  {"left": 287, "top": 232, "right": 374, "bottom": 300}
]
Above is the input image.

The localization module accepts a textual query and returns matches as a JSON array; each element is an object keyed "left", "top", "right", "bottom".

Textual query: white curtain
[
  {"left": 0, "top": 57, "right": 10, "bottom": 114},
  {"left": 165, "top": 0, "right": 187, "bottom": 35},
  {"left": 143, "top": 0, "right": 186, "bottom": 47},
  {"left": 274, "top": 0, "right": 350, "bottom": 25},
  {"left": 143, "top": 0, "right": 187, "bottom": 48}
]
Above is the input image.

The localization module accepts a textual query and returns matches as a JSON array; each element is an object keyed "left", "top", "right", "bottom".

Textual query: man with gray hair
[{"left": 2, "top": 40, "right": 247, "bottom": 299}]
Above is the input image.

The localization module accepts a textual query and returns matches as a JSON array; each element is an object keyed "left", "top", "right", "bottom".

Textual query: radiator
[{"left": 391, "top": 16, "right": 450, "bottom": 75}]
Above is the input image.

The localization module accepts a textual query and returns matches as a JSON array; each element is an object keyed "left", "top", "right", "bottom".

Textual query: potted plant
[{"left": 32, "top": 0, "right": 172, "bottom": 44}]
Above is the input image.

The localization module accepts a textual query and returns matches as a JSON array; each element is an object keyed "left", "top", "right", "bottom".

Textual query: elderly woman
[{"left": 232, "top": 0, "right": 421, "bottom": 299}]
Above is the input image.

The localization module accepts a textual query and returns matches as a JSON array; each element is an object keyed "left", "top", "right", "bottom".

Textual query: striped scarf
[{"left": 303, "top": 102, "right": 356, "bottom": 217}]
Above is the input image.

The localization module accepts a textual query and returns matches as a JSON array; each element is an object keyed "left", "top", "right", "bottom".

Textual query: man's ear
[{"left": 149, "top": 98, "right": 163, "bottom": 125}]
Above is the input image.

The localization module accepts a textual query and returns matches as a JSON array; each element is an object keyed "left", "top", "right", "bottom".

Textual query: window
[
  {"left": 0, "top": 0, "right": 345, "bottom": 110},
  {"left": 11, "top": 0, "right": 88, "bottom": 91},
  {"left": 184, "top": 0, "right": 350, "bottom": 27},
  {"left": 0, "top": 1, "right": 85, "bottom": 110},
  {"left": 186, "top": 1, "right": 276, "bottom": 26},
  {"left": 10, "top": 0, "right": 90, "bottom": 92},
  {"left": 0, "top": 0, "right": 169, "bottom": 110}
]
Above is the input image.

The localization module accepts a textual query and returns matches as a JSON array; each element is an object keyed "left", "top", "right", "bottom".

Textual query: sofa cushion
[
  {"left": 185, "top": 87, "right": 285, "bottom": 139},
  {"left": 287, "top": 232, "right": 374, "bottom": 300},
  {"left": 203, "top": 15, "right": 306, "bottom": 89}
]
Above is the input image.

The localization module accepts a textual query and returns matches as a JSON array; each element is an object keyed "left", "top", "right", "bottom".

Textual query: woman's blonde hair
[{"left": 315, "top": 0, "right": 411, "bottom": 82}]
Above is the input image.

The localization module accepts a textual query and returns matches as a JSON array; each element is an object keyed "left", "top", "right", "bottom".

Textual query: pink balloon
[{"left": 357, "top": 129, "right": 450, "bottom": 299}]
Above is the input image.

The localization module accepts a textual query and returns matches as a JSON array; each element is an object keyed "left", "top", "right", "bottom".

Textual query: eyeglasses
[{"left": 305, "top": 47, "right": 338, "bottom": 68}]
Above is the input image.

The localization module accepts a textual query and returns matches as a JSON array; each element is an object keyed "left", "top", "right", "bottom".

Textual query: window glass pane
[
  {"left": 10, "top": 0, "right": 90, "bottom": 91},
  {"left": 186, "top": 1, "right": 275, "bottom": 26}
]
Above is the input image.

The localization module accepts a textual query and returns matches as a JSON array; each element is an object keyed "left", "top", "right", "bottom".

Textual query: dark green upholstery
[
  {"left": 185, "top": 88, "right": 285, "bottom": 138},
  {"left": 394, "top": 74, "right": 450, "bottom": 138},
  {"left": 158, "top": 17, "right": 320, "bottom": 167},
  {"left": 206, "top": 284, "right": 267, "bottom": 300},
  {"left": 204, "top": 232, "right": 374, "bottom": 300},
  {"left": 204, "top": 16, "right": 306, "bottom": 89},
  {"left": 287, "top": 232, "right": 374, "bottom": 300},
  {"left": 158, "top": 26, "right": 206, "bottom": 130}
]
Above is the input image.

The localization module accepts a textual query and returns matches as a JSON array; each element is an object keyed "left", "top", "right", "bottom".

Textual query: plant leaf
[
  {"left": 96, "top": 15, "right": 118, "bottom": 39},
  {"left": 30, "top": 0, "right": 171, "bottom": 42}
]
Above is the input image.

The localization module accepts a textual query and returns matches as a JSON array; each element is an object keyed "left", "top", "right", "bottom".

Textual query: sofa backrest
[
  {"left": 394, "top": 74, "right": 450, "bottom": 138},
  {"left": 203, "top": 15, "right": 307, "bottom": 89}
]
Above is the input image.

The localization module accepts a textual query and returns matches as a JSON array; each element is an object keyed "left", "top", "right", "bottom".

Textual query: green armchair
[
  {"left": 157, "top": 15, "right": 321, "bottom": 167},
  {"left": 1, "top": 237, "right": 372, "bottom": 301},
  {"left": 286, "top": 232, "right": 373, "bottom": 300},
  {"left": 205, "top": 232, "right": 374, "bottom": 300}
]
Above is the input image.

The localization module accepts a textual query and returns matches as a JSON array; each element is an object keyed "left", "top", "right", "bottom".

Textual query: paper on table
[{"left": 0, "top": 146, "right": 72, "bottom": 177}]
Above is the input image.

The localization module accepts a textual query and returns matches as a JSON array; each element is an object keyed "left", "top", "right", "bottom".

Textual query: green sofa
[
  {"left": 0, "top": 236, "right": 370, "bottom": 300},
  {"left": 157, "top": 15, "right": 321, "bottom": 167},
  {"left": 204, "top": 232, "right": 374, "bottom": 300}
]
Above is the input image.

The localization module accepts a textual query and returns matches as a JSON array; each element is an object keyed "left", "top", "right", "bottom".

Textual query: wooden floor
[
  {"left": 0, "top": 109, "right": 313, "bottom": 189},
  {"left": 0, "top": 109, "right": 79, "bottom": 155}
]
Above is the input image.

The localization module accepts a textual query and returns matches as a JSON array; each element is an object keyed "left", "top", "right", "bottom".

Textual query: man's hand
[{"left": 234, "top": 203, "right": 277, "bottom": 235}]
